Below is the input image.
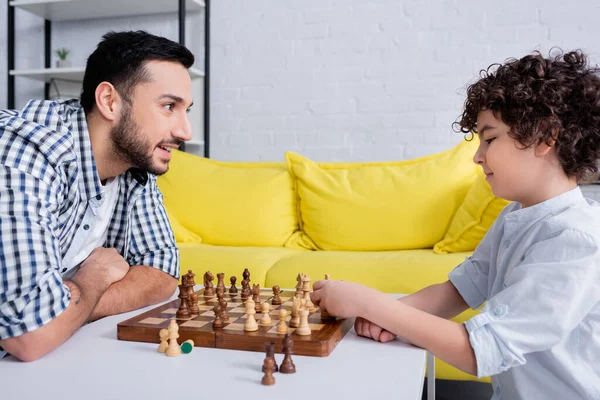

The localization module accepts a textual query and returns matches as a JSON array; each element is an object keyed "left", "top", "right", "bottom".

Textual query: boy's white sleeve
[
  {"left": 463, "top": 229, "right": 600, "bottom": 378},
  {"left": 447, "top": 222, "right": 497, "bottom": 309}
]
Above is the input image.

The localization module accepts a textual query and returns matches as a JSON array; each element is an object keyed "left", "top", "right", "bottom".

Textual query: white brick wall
[{"left": 2, "top": 0, "right": 600, "bottom": 164}]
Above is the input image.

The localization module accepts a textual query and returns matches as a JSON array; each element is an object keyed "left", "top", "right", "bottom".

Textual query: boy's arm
[
  {"left": 363, "top": 288, "right": 477, "bottom": 375},
  {"left": 398, "top": 280, "right": 470, "bottom": 319}
]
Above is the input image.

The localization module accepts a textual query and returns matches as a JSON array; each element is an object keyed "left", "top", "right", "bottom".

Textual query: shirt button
[
  {"left": 504, "top": 240, "right": 510, "bottom": 248},
  {"left": 495, "top": 387, "right": 501, "bottom": 396},
  {"left": 96, "top": 194, "right": 102, "bottom": 200},
  {"left": 83, "top": 224, "right": 90, "bottom": 230}
]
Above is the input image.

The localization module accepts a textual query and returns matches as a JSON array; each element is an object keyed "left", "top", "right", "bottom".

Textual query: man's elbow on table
[{"left": 0, "top": 334, "right": 49, "bottom": 362}]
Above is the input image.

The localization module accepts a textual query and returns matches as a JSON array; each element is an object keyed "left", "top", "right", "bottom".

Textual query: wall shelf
[
  {"left": 9, "top": 0, "right": 205, "bottom": 21},
  {"left": 10, "top": 67, "right": 205, "bottom": 83}
]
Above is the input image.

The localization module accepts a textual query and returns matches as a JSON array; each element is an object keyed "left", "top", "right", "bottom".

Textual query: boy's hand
[
  {"left": 310, "top": 280, "right": 371, "bottom": 318},
  {"left": 354, "top": 317, "right": 397, "bottom": 342}
]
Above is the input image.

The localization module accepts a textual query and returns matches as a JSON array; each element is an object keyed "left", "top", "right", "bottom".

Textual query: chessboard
[{"left": 117, "top": 287, "right": 354, "bottom": 357}]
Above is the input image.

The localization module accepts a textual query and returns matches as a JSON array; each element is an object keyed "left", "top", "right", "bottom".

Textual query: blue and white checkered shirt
[{"left": 0, "top": 99, "right": 179, "bottom": 341}]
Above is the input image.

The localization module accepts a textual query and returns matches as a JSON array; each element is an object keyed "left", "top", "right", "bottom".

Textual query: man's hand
[
  {"left": 76, "top": 248, "right": 129, "bottom": 289},
  {"left": 354, "top": 317, "right": 397, "bottom": 342},
  {"left": 310, "top": 280, "right": 374, "bottom": 319}
]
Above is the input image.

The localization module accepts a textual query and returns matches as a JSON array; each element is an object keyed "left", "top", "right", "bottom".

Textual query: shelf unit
[{"left": 6, "top": 0, "right": 210, "bottom": 157}]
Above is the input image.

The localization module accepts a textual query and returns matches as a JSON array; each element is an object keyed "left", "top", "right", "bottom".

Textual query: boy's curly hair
[{"left": 456, "top": 49, "right": 600, "bottom": 182}]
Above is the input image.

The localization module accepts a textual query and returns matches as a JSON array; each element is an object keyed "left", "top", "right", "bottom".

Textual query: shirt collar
[
  {"left": 504, "top": 186, "right": 588, "bottom": 223},
  {"left": 70, "top": 103, "right": 148, "bottom": 201}
]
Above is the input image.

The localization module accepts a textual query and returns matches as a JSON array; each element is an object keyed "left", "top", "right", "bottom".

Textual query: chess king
[{"left": 0, "top": 30, "right": 196, "bottom": 362}]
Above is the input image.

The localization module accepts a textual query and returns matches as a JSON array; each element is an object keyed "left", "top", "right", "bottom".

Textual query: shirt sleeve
[
  {"left": 126, "top": 174, "right": 179, "bottom": 279},
  {"left": 0, "top": 161, "right": 70, "bottom": 340},
  {"left": 448, "top": 202, "right": 517, "bottom": 309},
  {"left": 464, "top": 228, "right": 600, "bottom": 378}
]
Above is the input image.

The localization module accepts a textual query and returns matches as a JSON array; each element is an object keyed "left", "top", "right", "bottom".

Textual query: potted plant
[{"left": 55, "top": 48, "right": 72, "bottom": 68}]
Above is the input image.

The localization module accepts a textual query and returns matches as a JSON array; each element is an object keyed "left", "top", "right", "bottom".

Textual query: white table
[{"left": 1, "top": 295, "right": 429, "bottom": 400}]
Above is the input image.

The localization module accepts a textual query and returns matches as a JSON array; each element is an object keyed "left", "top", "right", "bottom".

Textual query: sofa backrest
[{"left": 157, "top": 139, "right": 506, "bottom": 252}]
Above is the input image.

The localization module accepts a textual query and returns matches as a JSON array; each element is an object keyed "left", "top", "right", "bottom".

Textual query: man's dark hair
[
  {"left": 80, "top": 30, "right": 194, "bottom": 113},
  {"left": 456, "top": 49, "right": 600, "bottom": 182}
]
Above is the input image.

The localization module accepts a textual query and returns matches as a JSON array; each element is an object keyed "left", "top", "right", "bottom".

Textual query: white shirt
[
  {"left": 449, "top": 187, "right": 600, "bottom": 400},
  {"left": 62, "top": 178, "right": 120, "bottom": 277}
]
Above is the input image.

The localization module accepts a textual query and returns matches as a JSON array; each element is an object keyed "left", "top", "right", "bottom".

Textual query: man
[{"left": 0, "top": 30, "right": 195, "bottom": 361}]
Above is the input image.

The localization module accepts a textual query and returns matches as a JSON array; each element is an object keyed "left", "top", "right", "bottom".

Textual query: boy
[{"left": 311, "top": 50, "right": 600, "bottom": 399}]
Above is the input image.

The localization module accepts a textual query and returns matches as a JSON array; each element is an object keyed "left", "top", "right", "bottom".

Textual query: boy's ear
[{"left": 536, "top": 118, "right": 560, "bottom": 156}]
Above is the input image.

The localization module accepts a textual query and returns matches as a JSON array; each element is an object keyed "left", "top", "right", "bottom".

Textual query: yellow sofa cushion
[
  {"left": 285, "top": 140, "right": 479, "bottom": 251},
  {"left": 157, "top": 151, "right": 299, "bottom": 247},
  {"left": 178, "top": 243, "right": 306, "bottom": 287},
  {"left": 434, "top": 169, "right": 510, "bottom": 254},
  {"left": 265, "top": 249, "right": 487, "bottom": 382},
  {"left": 166, "top": 210, "right": 203, "bottom": 244}
]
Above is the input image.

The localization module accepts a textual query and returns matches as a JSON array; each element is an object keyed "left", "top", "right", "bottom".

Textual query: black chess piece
[{"left": 279, "top": 333, "right": 296, "bottom": 374}]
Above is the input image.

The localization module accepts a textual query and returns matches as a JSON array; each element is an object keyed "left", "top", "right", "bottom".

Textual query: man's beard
[{"left": 109, "top": 103, "right": 167, "bottom": 176}]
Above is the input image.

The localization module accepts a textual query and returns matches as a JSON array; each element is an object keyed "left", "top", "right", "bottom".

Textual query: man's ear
[{"left": 94, "top": 82, "right": 122, "bottom": 122}]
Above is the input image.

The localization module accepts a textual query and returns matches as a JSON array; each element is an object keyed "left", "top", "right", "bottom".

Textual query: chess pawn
[
  {"left": 279, "top": 333, "right": 296, "bottom": 374},
  {"left": 295, "top": 273, "right": 303, "bottom": 298},
  {"left": 244, "top": 299, "right": 259, "bottom": 332},
  {"left": 276, "top": 309, "right": 289, "bottom": 334},
  {"left": 295, "top": 308, "right": 311, "bottom": 336},
  {"left": 219, "top": 298, "right": 230, "bottom": 322},
  {"left": 259, "top": 302, "right": 272, "bottom": 326},
  {"left": 261, "top": 357, "right": 276, "bottom": 386},
  {"left": 176, "top": 283, "right": 191, "bottom": 319},
  {"left": 289, "top": 296, "right": 300, "bottom": 328},
  {"left": 213, "top": 305, "right": 224, "bottom": 328},
  {"left": 229, "top": 276, "right": 238, "bottom": 294},
  {"left": 158, "top": 328, "right": 169, "bottom": 353},
  {"left": 188, "top": 291, "right": 200, "bottom": 315},
  {"left": 271, "top": 285, "right": 282, "bottom": 305},
  {"left": 262, "top": 342, "right": 278, "bottom": 373},
  {"left": 165, "top": 320, "right": 182, "bottom": 357}
]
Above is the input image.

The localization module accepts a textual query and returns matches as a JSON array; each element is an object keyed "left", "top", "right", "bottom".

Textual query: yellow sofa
[{"left": 157, "top": 139, "right": 509, "bottom": 384}]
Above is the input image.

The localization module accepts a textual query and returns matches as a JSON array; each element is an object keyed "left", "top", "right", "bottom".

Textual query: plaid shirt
[{"left": 0, "top": 99, "right": 179, "bottom": 340}]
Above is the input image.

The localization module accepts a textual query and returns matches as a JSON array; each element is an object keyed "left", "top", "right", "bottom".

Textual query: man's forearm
[
  {"left": 0, "top": 281, "right": 105, "bottom": 362},
  {"left": 89, "top": 266, "right": 178, "bottom": 321},
  {"left": 398, "top": 280, "right": 470, "bottom": 319},
  {"left": 363, "top": 289, "right": 478, "bottom": 376}
]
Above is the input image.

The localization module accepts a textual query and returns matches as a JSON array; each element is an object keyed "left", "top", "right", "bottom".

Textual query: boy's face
[
  {"left": 110, "top": 60, "right": 193, "bottom": 176},
  {"left": 473, "top": 110, "right": 546, "bottom": 206}
]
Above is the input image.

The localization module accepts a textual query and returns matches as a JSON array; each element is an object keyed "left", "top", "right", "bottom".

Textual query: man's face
[{"left": 110, "top": 60, "right": 193, "bottom": 176}]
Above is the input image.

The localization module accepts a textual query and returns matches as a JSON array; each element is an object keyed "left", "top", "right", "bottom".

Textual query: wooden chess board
[{"left": 117, "top": 288, "right": 354, "bottom": 357}]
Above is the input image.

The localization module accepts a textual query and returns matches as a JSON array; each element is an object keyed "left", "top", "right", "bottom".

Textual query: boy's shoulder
[{"left": 541, "top": 197, "right": 600, "bottom": 242}]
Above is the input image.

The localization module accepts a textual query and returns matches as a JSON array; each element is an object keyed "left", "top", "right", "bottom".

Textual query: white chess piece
[
  {"left": 244, "top": 299, "right": 259, "bottom": 332},
  {"left": 259, "top": 302, "right": 272, "bottom": 326},
  {"left": 295, "top": 307, "right": 311, "bottom": 336},
  {"left": 165, "top": 320, "right": 182, "bottom": 356},
  {"left": 289, "top": 296, "right": 300, "bottom": 328},
  {"left": 158, "top": 328, "right": 169, "bottom": 353},
  {"left": 276, "top": 309, "right": 289, "bottom": 334},
  {"left": 302, "top": 275, "right": 317, "bottom": 311}
]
